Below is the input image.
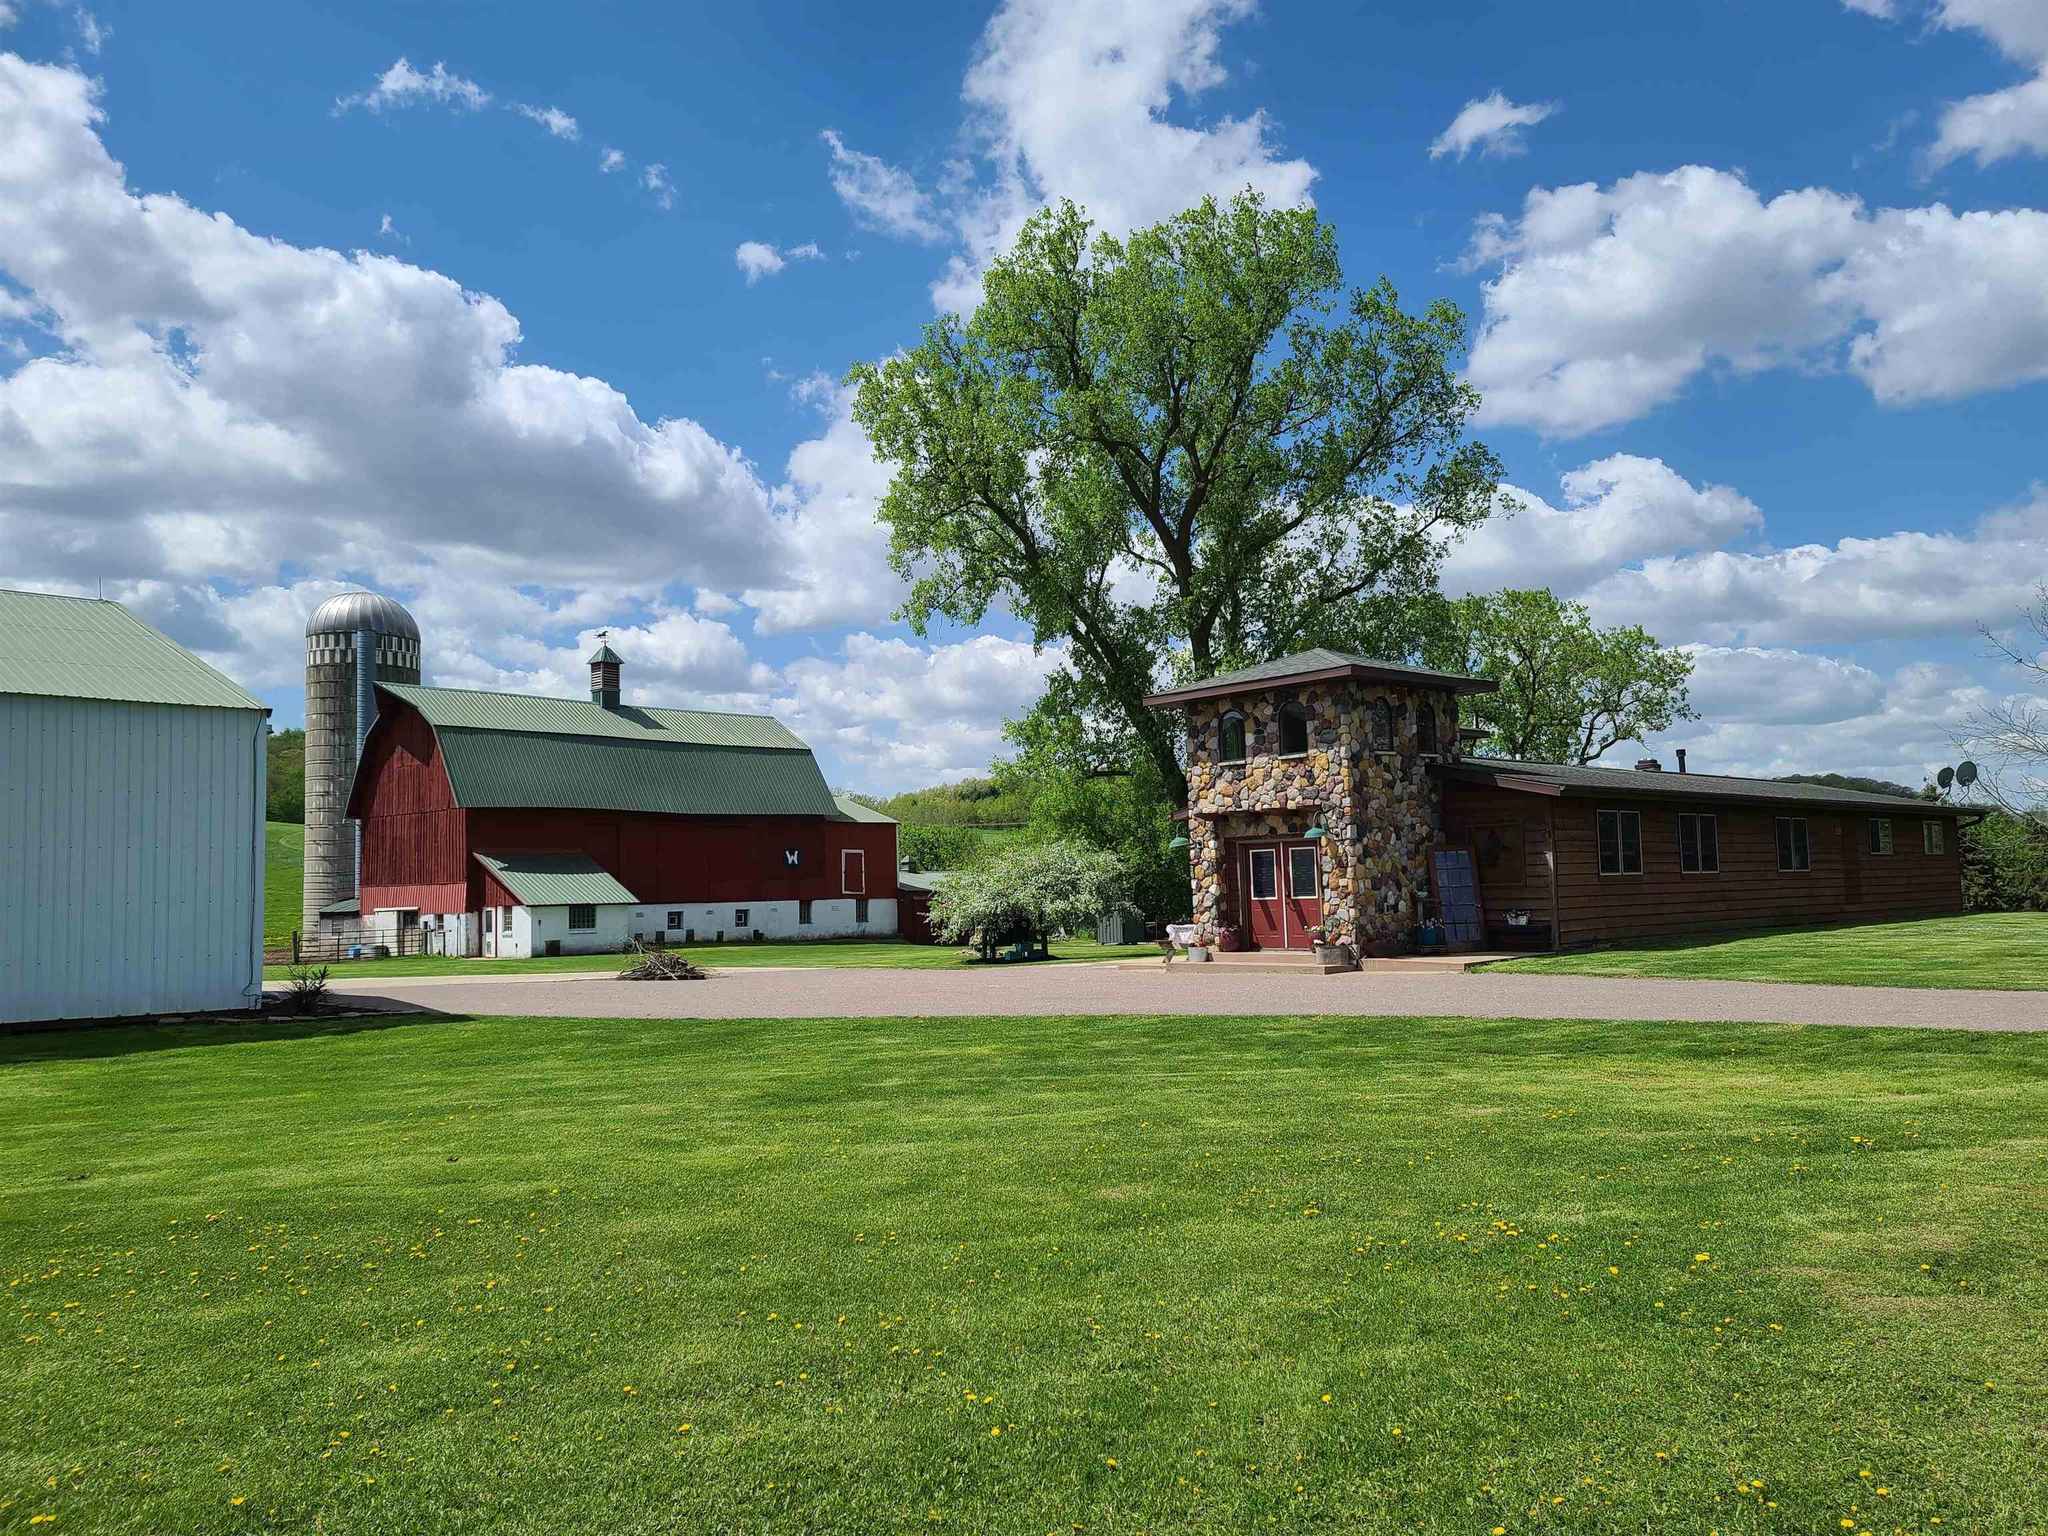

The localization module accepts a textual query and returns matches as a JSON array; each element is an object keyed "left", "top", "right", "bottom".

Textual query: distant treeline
[{"left": 268, "top": 727, "right": 305, "bottom": 823}]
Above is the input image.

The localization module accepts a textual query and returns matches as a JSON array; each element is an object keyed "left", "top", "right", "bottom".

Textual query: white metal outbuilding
[{"left": 0, "top": 590, "right": 269, "bottom": 1024}]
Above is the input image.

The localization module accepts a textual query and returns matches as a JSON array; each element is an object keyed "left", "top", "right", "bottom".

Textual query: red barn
[{"left": 343, "top": 648, "right": 898, "bottom": 957}]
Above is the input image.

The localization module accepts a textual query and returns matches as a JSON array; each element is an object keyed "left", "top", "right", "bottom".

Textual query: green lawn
[
  {"left": 263, "top": 937, "right": 1156, "bottom": 981},
  {"left": 4, "top": 1012, "right": 2044, "bottom": 1534},
  {"left": 262, "top": 822, "right": 304, "bottom": 947},
  {"left": 1488, "top": 912, "right": 2048, "bottom": 990}
]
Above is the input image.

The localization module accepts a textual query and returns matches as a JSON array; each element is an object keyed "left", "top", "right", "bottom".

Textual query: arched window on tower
[
  {"left": 1417, "top": 701, "right": 1439, "bottom": 757},
  {"left": 1370, "top": 698, "right": 1394, "bottom": 754},
  {"left": 1278, "top": 700, "right": 1309, "bottom": 756},
  {"left": 1218, "top": 709, "right": 1246, "bottom": 763}
]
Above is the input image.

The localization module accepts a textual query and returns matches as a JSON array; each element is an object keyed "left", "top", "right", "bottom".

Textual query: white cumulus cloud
[
  {"left": 512, "top": 102, "right": 580, "bottom": 141},
  {"left": 734, "top": 239, "right": 826, "bottom": 285},
  {"left": 336, "top": 57, "right": 491, "bottom": 114},
  {"left": 1428, "top": 90, "right": 1557, "bottom": 161},
  {"left": 1464, "top": 164, "right": 2048, "bottom": 435}
]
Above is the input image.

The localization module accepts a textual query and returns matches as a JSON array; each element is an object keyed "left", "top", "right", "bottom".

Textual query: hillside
[{"left": 264, "top": 821, "right": 302, "bottom": 945}]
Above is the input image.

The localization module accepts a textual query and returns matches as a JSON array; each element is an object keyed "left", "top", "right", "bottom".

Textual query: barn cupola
[{"left": 588, "top": 636, "right": 623, "bottom": 710}]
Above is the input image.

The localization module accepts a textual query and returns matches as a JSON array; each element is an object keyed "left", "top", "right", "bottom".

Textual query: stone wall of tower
[
  {"left": 1180, "top": 681, "right": 1459, "bottom": 955},
  {"left": 301, "top": 630, "right": 422, "bottom": 934}
]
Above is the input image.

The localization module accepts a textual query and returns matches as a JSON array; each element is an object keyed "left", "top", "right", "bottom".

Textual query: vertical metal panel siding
[{"left": 0, "top": 695, "right": 265, "bottom": 1023}]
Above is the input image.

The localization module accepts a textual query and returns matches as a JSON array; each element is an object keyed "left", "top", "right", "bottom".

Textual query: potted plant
[
  {"left": 1308, "top": 926, "right": 1351, "bottom": 968},
  {"left": 1215, "top": 922, "right": 1245, "bottom": 953}
]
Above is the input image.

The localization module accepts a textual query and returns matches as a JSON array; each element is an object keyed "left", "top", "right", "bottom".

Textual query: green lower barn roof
[{"left": 474, "top": 851, "right": 636, "bottom": 907}]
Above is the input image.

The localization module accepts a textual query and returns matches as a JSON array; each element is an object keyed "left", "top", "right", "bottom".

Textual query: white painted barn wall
[{"left": 0, "top": 694, "right": 266, "bottom": 1023}]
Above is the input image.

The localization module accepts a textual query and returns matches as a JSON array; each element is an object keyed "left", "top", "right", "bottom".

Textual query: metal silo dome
[{"left": 305, "top": 590, "right": 421, "bottom": 641}]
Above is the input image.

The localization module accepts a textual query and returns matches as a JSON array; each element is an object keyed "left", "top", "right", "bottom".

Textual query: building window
[
  {"left": 502, "top": 906, "right": 513, "bottom": 929},
  {"left": 482, "top": 907, "right": 494, "bottom": 934},
  {"left": 1776, "top": 817, "right": 1811, "bottom": 872},
  {"left": 1867, "top": 817, "right": 1894, "bottom": 856},
  {"left": 1923, "top": 820, "right": 1946, "bottom": 856},
  {"left": 568, "top": 904, "right": 595, "bottom": 931},
  {"left": 1277, "top": 700, "right": 1309, "bottom": 755},
  {"left": 1678, "top": 812, "right": 1720, "bottom": 874},
  {"left": 855, "top": 897, "right": 870, "bottom": 923},
  {"left": 1370, "top": 698, "right": 1394, "bottom": 754},
  {"left": 1247, "top": 847, "right": 1278, "bottom": 901},
  {"left": 842, "top": 848, "right": 867, "bottom": 895},
  {"left": 1597, "top": 809, "right": 1643, "bottom": 875},
  {"left": 666, "top": 910, "right": 683, "bottom": 930},
  {"left": 1416, "top": 703, "right": 1438, "bottom": 757},
  {"left": 1287, "top": 845, "right": 1319, "bottom": 899},
  {"left": 1218, "top": 710, "right": 1246, "bottom": 763},
  {"left": 799, "top": 899, "right": 814, "bottom": 925}
]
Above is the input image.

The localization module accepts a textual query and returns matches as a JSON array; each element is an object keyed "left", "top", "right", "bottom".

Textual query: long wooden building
[
  {"left": 342, "top": 648, "right": 897, "bottom": 956},
  {"left": 1145, "top": 649, "right": 1971, "bottom": 955}
]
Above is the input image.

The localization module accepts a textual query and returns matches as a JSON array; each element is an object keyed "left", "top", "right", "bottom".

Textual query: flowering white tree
[{"left": 929, "top": 840, "right": 1132, "bottom": 960}]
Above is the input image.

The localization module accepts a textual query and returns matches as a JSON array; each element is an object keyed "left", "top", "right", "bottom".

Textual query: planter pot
[
  {"left": 1186, "top": 945, "right": 1211, "bottom": 963},
  {"left": 1313, "top": 943, "right": 1351, "bottom": 969},
  {"left": 1216, "top": 928, "right": 1245, "bottom": 953}
]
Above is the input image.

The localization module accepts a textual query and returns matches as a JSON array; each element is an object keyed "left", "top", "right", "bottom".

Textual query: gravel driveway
[{"left": 310, "top": 962, "right": 2048, "bottom": 1031}]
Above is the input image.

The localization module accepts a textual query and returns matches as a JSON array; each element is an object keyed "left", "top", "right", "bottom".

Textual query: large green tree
[
  {"left": 1434, "top": 589, "right": 1697, "bottom": 764},
  {"left": 852, "top": 191, "right": 1502, "bottom": 802}
]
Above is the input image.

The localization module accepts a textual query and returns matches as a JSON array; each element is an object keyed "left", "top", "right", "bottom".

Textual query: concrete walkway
[{"left": 308, "top": 962, "right": 2048, "bottom": 1031}]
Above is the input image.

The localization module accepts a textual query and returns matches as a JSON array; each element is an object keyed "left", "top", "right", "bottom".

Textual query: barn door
[{"left": 1242, "top": 844, "right": 1285, "bottom": 949}]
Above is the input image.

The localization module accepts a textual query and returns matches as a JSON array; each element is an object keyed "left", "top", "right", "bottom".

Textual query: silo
[{"left": 302, "top": 591, "right": 422, "bottom": 934}]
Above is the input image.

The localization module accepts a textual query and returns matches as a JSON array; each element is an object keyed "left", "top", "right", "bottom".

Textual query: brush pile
[{"left": 616, "top": 943, "right": 707, "bottom": 981}]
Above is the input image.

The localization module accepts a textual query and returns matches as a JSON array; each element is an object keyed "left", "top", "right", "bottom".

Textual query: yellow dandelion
[
  {"left": 1104, "top": 1457, "right": 1118, "bottom": 1468},
  {"left": 990, "top": 1426, "right": 1001, "bottom": 1437}
]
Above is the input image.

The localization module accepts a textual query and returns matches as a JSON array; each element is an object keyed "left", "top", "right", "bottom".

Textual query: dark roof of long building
[
  {"left": 355, "top": 682, "right": 841, "bottom": 819},
  {"left": 1441, "top": 756, "right": 1969, "bottom": 816},
  {"left": 1144, "top": 647, "right": 1497, "bottom": 707}
]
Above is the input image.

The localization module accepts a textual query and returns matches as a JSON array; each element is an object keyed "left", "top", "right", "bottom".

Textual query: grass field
[
  {"left": 1489, "top": 913, "right": 2048, "bottom": 990},
  {"left": 262, "top": 822, "right": 304, "bottom": 947},
  {"left": 5, "top": 1011, "right": 2044, "bottom": 1534},
  {"left": 262, "top": 937, "right": 1156, "bottom": 981}
]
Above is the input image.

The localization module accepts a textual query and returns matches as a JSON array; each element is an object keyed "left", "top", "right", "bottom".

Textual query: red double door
[{"left": 1237, "top": 840, "right": 1323, "bottom": 949}]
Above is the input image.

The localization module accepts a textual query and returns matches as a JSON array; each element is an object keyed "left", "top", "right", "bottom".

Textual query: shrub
[{"left": 281, "top": 964, "right": 329, "bottom": 1015}]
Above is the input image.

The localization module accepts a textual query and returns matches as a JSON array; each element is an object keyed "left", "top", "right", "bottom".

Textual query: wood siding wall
[
  {"left": 1547, "top": 796, "right": 1961, "bottom": 946},
  {"left": 355, "top": 702, "right": 468, "bottom": 913},
  {"left": 1440, "top": 786, "right": 1556, "bottom": 926}
]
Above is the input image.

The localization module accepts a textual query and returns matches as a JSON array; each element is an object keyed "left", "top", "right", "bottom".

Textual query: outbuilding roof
[
  {"left": 0, "top": 589, "right": 264, "bottom": 711},
  {"left": 1440, "top": 757, "right": 1970, "bottom": 816},
  {"left": 356, "top": 682, "right": 841, "bottom": 819},
  {"left": 1144, "top": 647, "right": 1497, "bottom": 707},
  {"left": 831, "top": 794, "right": 897, "bottom": 824},
  {"left": 474, "top": 850, "right": 637, "bottom": 907}
]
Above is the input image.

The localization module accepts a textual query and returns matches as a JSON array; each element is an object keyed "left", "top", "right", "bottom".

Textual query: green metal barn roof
[
  {"left": 831, "top": 794, "right": 896, "bottom": 824},
  {"left": 360, "top": 683, "right": 842, "bottom": 819},
  {"left": 0, "top": 589, "right": 264, "bottom": 710},
  {"left": 474, "top": 851, "right": 636, "bottom": 907}
]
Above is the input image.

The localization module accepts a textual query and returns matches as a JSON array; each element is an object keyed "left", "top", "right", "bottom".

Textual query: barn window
[
  {"left": 1277, "top": 700, "right": 1309, "bottom": 756},
  {"left": 1416, "top": 703, "right": 1439, "bottom": 757},
  {"left": 666, "top": 910, "right": 683, "bottom": 930},
  {"left": 568, "top": 905, "right": 595, "bottom": 930},
  {"left": 1678, "top": 812, "right": 1719, "bottom": 873},
  {"left": 799, "top": 899, "right": 814, "bottom": 925},
  {"left": 856, "top": 897, "right": 871, "bottom": 923},
  {"left": 1370, "top": 699, "right": 1394, "bottom": 754},
  {"left": 1923, "top": 820, "right": 1946, "bottom": 856},
  {"left": 1776, "top": 817, "right": 1811, "bottom": 872},
  {"left": 1217, "top": 710, "right": 1247, "bottom": 763},
  {"left": 1597, "top": 809, "right": 1643, "bottom": 875},
  {"left": 1867, "top": 817, "right": 1894, "bottom": 856},
  {"left": 734, "top": 908, "right": 750, "bottom": 928}
]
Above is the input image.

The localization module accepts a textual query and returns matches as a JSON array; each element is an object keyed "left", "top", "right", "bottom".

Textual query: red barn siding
[
  {"left": 356, "top": 701, "right": 468, "bottom": 913},
  {"left": 1441, "top": 786, "right": 1557, "bottom": 930}
]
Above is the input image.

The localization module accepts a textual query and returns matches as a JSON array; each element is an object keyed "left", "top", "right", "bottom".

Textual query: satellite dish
[
  {"left": 1957, "top": 760, "right": 1979, "bottom": 787},
  {"left": 1937, "top": 766, "right": 1955, "bottom": 789}
]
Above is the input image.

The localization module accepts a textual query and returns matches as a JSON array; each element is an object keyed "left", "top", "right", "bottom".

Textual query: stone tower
[{"left": 302, "top": 591, "right": 422, "bottom": 933}]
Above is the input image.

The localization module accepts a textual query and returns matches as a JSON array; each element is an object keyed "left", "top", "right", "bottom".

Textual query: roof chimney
[
  {"left": 588, "top": 633, "right": 623, "bottom": 710},
  {"left": 1675, "top": 748, "right": 1687, "bottom": 774},
  {"left": 1635, "top": 757, "right": 1662, "bottom": 772}
]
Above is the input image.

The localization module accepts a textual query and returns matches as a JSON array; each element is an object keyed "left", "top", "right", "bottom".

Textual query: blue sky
[{"left": 1, "top": 0, "right": 2044, "bottom": 792}]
